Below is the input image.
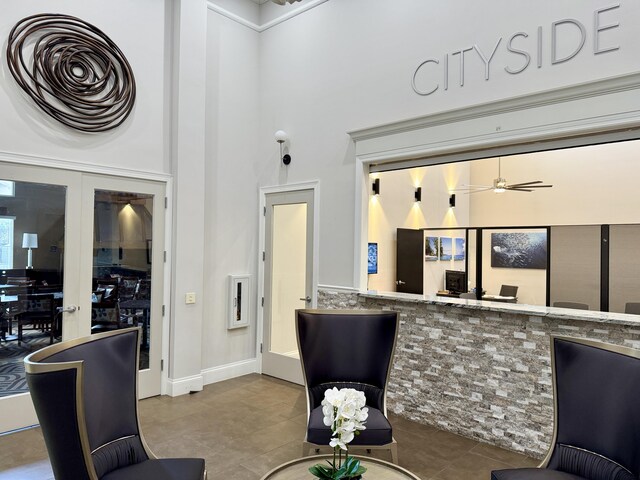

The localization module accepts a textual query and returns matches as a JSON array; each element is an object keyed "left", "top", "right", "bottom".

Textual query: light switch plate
[{"left": 185, "top": 292, "right": 196, "bottom": 304}]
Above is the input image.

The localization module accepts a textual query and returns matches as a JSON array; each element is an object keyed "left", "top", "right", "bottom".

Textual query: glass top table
[{"left": 260, "top": 455, "right": 420, "bottom": 480}]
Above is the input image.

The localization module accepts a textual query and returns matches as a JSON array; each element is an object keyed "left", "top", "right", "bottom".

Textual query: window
[
  {"left": 0, "top": 217, "right": 15, "bottom": 269},
  {"left": 0, "top": 181, "right": 15, "bottom": 197}
]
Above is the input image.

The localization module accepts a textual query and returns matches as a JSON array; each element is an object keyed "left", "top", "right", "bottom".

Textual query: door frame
[
  {"left": 0, "top": 153, "right": 173, "bottom": 403},
  {"left": 256, "top": 181, "right": 320, "bottom": 375}
]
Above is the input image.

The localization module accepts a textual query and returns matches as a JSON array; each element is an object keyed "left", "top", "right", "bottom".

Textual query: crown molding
[
  {"left": 206, "top": 0, "right": 329, "bottom": 32},
  {"left": 0, "top": 150, "right": 171, "bottom": 182}
]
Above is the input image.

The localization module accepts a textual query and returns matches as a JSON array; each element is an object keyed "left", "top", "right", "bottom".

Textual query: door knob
[
  {"left": 299, "top": 296, "right": 311, "bottom": 302},
  {"left": 396, "top": 280, "right": 406, "bottom": 285},
  {"left": 57, "top": 305, "right": 78, "bottom": 313}
]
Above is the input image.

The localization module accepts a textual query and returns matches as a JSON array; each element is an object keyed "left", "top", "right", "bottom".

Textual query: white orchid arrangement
[{"left": 309, "top": 387, "right": 369, "bottom": 479}]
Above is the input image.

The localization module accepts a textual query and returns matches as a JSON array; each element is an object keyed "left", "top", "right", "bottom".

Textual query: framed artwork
[
  {"left": 454, "top": 238, "right": 465, "bottom": 261},
  {"left": 439, "top": 237, "right": 452, "bottom": 260},
  {"left": 367, "top": 242, "right": 378, "bottom": 274},
  {"left": 425, "top": 236, "right": 438, "bottom": 261},
  {"left": 490, "top": 231, "right": 547, "bottom": 269}
]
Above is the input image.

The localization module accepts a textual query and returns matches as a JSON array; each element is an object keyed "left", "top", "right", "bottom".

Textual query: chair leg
[{"left": 390, "top": 442, "right": 398, "bottom": 464}]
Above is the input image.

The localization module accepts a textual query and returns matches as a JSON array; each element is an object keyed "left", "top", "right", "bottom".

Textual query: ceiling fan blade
[
  {"left": 457, "top": 184, "right": 492, "bottom": 189},
  {"left": 506, "top": 187, "right": 533, "bottom": 192},
  {"left": 521, "top": 184, "right": 553, "bottom": 188},
  {"left": 507, "top": 180, "right": 544, "bottom": 187}
]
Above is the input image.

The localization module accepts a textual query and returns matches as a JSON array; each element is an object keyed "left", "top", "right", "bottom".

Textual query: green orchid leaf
[{"left": 309, "top": 464, "right": 334, "bottom": 479}]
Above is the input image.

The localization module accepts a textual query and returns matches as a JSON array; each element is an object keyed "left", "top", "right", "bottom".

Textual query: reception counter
[{"left": 317, "top": 288, "right": 640, "bottom": 458}]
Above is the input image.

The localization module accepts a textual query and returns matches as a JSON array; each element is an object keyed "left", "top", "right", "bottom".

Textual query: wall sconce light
[
  {"left": 22, "top": 233, "right": 38, "bottom": 269},
  {"left": 414, "top": 187, "right": 422, "bottom": 202},
  {"left": 275, "top": 130, "right": 291, "bottom": 165},
  {"left": 372, "top": 178, "right": 380, "bottom": 195},
  {"left": 449, "top": 193, "right": 456, "bottom": 208}
]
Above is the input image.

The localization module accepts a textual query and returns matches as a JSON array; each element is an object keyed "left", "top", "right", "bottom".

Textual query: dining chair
[
  {"left": 17, "top": 293, "right": 57, "bottom": 345},
  {"left": 24, "top": 327, "right": 206, "bottom": 480},
  {"left": 296, "top": 309, "right": 399, "bottom": 464},
  {"left": 491, "top": 336, "right": 640, "bottom": 480}
]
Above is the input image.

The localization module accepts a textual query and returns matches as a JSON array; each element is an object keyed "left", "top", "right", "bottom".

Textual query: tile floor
[{"left": 0, "top": 374, "right": 539, "bottom": 479}]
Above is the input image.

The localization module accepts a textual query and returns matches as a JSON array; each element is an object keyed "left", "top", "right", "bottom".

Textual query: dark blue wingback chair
[
  {"left": 492, "top": 336, "right": 640, "bottom": 480},
  {"left": 296, "top": 309, "right": 399, "bottom": 463},
  {"left": 24, "top": 328, "right": 206, "bottom": 480}
]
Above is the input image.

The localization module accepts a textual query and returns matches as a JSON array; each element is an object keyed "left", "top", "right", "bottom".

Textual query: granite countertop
[{"left": 359, "top": 290, "right": 640, "bottom": 327}]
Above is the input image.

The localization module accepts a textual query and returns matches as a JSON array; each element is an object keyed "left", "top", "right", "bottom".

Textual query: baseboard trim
[
  {"left": 201, "top": 358, "right": 258, "bottom": 385},
  {"left": 166, "top": 374, "right": 204, "bottom": 397}
]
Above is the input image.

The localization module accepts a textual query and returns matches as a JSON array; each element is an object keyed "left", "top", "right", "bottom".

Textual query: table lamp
[{"left": 22, "top": 233, "right": 38, "bottom": 269}]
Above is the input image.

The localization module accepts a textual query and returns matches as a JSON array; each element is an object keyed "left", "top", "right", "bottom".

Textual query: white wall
[
  {"left": 2, "top": 0, "right": 640, "bottom": 389},
  {"left": 257, "top": 0, "right": 640, "bottom": 292},
  {"left": 367, "top": 164, "right": 470, "bottom": 292},
  {"left": 0, "top": 1, "right": 168, "bottom": 174},
  {"left": 469, "top": 142, "right": 640, "bottom": 226},
  {"left": 203, "top": 9, "right": 261, "bottom": 369}
]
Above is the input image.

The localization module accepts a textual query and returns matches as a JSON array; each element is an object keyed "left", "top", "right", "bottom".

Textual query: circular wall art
[{"left": 6, "top": 13, "right": 136, "bottom": 133}]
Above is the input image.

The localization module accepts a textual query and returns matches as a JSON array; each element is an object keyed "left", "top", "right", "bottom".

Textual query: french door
[
  {"left": 0, "top": 163, "right": 165, "bottom": 433},
  {"left": 262, "top": 188, "right": 315, "bottom": 385}
]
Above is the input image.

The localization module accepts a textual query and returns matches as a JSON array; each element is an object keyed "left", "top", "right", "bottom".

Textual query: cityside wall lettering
[{"left": 412, "top": 4, "right": 621, "bottom": 96}]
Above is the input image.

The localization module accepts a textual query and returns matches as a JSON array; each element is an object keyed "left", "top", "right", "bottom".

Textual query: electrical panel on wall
[{"left": 228, "top": 274, "right": 251, "bottom": 329}]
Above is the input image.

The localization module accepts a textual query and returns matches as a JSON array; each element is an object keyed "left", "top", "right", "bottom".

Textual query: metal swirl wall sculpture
[{"left": 6, "top": 13, "right": 136, "bottom": 133}]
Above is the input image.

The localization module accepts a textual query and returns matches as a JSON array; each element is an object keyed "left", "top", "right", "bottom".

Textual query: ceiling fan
[{"left": 456, "top": 157, "right": 553, "bottom": 194}]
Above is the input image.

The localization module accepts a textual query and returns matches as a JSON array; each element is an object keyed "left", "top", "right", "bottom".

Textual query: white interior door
[
  {"left": 80, "top": 174, "right": 165, "bottom": 398},
  {"left": 0, "top": 163, "right": 82, "bottom": 432},
  {"left": 0, "top": 164, "right": 165, "bottom": 433},
  {"left": 262, "top": 189, "right": 315, "bottom": 385}
]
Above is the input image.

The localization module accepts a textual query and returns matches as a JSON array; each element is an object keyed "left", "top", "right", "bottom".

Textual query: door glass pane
[
  {"left": 0, "top": 180, "right": 66, "bottom": 398},
  {"left": 92, "top": 190, "right": 153, "bottom": 370},
  {"left": 270, "top": 203, "right": 307, "bottom": 357}
]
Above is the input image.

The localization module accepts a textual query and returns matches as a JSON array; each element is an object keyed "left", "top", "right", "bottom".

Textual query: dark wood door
[{"left": 396, "top": 228, "right": 423, "bottom": 294}]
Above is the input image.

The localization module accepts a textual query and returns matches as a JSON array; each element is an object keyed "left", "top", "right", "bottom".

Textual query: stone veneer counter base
[{"left": 317, "top": 288, "right": 640, "bottom": 458}]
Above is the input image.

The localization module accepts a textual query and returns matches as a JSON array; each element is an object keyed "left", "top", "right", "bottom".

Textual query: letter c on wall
[{"left": 412, "top": 58, "right": 439, "bottom": 96}]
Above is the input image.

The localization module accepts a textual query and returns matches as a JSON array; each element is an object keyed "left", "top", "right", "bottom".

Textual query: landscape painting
[
  {"left": 440, "top": 237, "right": 452, "bottom": 261},
  {"left": 425, "top": 236, "right": 438, "bottom": 261},
  {"left": 491, "top": 231, "right": 547, "bottom": 269},
  {"left": 454, "top": 238, "right": 465, "bottom": 261}
]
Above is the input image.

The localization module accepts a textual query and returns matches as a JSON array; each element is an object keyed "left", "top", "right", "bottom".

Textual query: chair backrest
[
  {"left": 296, "top": 309, "right": 398, "bottom": 413},
  {"left": 499, "top": 284, "right": 518, "bottom": 297},
  {"left": 91, "top": 302, "right": 121, "bottom": 325},
  {"left": 459, "top": 292, "right": 476, "bottom": 299},
  {"left": 625, "top": 302, "right": 640, "bottom": 315},
  {"left": 119, "top": 277, "right": 139, "bottom": 302},
  {"left": 18, "top": 293, "right": 55, "bottom": 317},
  {"left": 544, "top": 337, "right": 640, "bottom": 479},
  {"left": 553, "top": 301, "right": 589, "bottom": 310},
  {"left": 24, "top": 328, "right": 151, "bottom": 480}
]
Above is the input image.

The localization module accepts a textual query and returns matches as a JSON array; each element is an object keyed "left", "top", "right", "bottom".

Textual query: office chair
[
  {"left": 553, "top": 302, "right": 589, "bottom": 310},
  {"left": 492, "top": 336, "right": 640, "bottom": 480},
  {"left": 296, "top": 309, "right": 399, "bottom": 464},
  {"left": 625, "top": 303, "right": 640, "bottom": 315},
  {"left": 499, "top": 285, "right": 518, "bottom": 297},
  {"left": 24, "top": 328, "right": 206, "bottom": 480}
]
